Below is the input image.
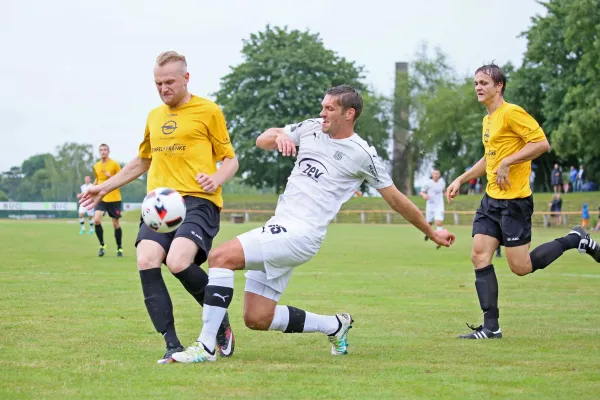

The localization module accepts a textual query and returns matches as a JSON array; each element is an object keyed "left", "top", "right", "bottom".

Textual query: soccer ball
[{"left": 141, "top": 187, "right": 186, "bottom": 233}]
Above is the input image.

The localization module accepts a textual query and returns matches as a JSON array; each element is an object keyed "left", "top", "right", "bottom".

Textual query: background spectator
[
  {"left": 551, "top": 163, "right": 562, "bottom": 193},
  {"left": 582, "top": 203, "right": 590, "bottom": 229},
  {"left": 569, "top": 165, "right": 578, "bottom": 191},
  {"left": 549, "top": 193, "right": 563, "bottom": 226},
  {"left": 575, "top": 164, "right": 585, "bottom": 192},
  {"left": 530, "top": 169, "right": 536, "bottom": 192}
]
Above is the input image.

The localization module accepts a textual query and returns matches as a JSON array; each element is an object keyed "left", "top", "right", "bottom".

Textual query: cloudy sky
[{"left": 3, "top": 0, "right": 545, "bottom": 172}]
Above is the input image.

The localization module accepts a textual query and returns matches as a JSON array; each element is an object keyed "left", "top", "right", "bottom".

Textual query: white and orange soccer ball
[{"left": 141, "top": 188, "right": 186, "bottom": 233}]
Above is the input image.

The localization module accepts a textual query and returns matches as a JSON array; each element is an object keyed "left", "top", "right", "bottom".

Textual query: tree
[
  {"left": 0, "top": 190, "right": 7, "bottom": 201},
  {"left": 21, "top": 153, "right": 53, "bottom": 178},
  {"left": 215, "top": 25, "right": 390, "bottom": 192},
  {"left": 44, "top": 143, "right": 95, "bottom": 201},
  {"left": 516, "top": 0, "right": 600, "bottom": 182},
  {"left": 401, "top": 45, "right": 484, "bottom": 185}
]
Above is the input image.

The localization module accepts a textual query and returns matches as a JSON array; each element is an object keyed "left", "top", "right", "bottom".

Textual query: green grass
[
  {"left": 218, "top": 191, "right": 600, "bottom": 212},
  {"left": 1, "top": 220, "right": 599, "bottom": 399}
]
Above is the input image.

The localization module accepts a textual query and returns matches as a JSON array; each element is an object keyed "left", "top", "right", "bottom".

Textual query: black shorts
[
  {"left": 96, "top": 201, "right": 122, "bottom": 219},
  {"left": 135, "top": 196, "right": 220, "bottom": 265},
  {"left": 472, "top": 193, "right": 533, "bottom": 247}
]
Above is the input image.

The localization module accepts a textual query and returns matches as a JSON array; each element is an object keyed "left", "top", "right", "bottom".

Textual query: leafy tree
[
  {"left": 215, "top": 25, "right": 390, "bottom": 192},
  {"left": 21, "top": 153, "right": 53, "bottom": 178},
  {"left": 0, "top": 190, "right": 7, "bottom": 201},
  {"left": 516, "top": 0, "right": 600, "bottom": 182},
  {"left": 44, "top": 143, "right": 94, "bottom": 201}
]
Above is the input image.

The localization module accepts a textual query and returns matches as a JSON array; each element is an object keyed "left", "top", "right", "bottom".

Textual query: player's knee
[
  {"left": 471, "top": 250, "right": 487, "bottom": 267},
  {"left": 208, "top": 246, "right": 231, "bottom": 269},
  {"left": 508, "top": 262, "right": 530, "bottom": 276},
  {"left": 137, "top": 254, "right": 161, "bottom": 271},
  {"left": 165, "top": 252, "right": 190, "bottom": 274},
  {"left": 243, "top": 309, "right": 273, "bottom": 331},
  {"left": 112, "top": 220, "right": 120, "bottom": 229}
]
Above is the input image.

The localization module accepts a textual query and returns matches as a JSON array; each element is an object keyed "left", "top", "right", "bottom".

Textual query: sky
[{"left": 2, "top": 0, "right": 546, "bottom": 173}]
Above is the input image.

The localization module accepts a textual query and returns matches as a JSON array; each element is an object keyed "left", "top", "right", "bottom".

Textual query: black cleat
[
  {"left": 458, "top": 323, "right": 502, "bottom": 339},
  {"left": 424, "top": 235, "right": 429, "bottom": 242},
  {"left": 569, "top": 226, "right": 600, "bottom": 262},
  {"left": 157, "top": 345, "right": 184, "bottom": 364},
  {"left": 216, "top": 313, "right": 235, "bottom": 357},
  {"left": 117, "top": 248, "right": 123, "bottom": 257},
  {"left": 98, "top": 245, "right": 105, "bottom": 257}
]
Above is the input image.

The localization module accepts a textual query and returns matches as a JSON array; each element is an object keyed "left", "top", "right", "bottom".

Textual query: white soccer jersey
[
  {"left": 275, "top": 118, "right": 393, "bottom": 238},
  {"left": 80, "top": 183, "right": 93, "bottom": 194},
  {"left": 422, "top": 178, "right": 445, "bottom": 209}
]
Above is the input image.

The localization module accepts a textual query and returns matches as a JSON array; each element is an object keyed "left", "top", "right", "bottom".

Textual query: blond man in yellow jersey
[
  {"left": 447, "top": 63, "right": 600, "bottom": 340},
  {"left": 92, "top": 144, "right": 123, "bottom": 257},
  {"left": 80, "top": 51, "right": 239, "bottom": 363}
]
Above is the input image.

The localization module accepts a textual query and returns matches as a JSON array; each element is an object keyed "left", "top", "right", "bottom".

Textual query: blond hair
[{"left": 156, "top": 51, "right": 187, "bottom": 67}]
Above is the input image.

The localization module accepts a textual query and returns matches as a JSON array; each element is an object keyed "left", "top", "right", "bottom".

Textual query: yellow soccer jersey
[
  {"left": 482, "top": 102, "right": 546, "bottom": 199},
  {"left": 93, "top": 158, "right": 122, "bottom": 202},
  {"left": 138, "top": 95, "right": 236, "bottom": 208}
]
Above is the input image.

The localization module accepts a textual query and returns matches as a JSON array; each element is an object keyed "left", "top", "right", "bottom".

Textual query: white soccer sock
[
  {"left": 435, "top": 226, "right": 444, "bottom": 231},
  {"left": 198, "top": 268, "right": 234, "bottom": 352},
  {"left": 268, "top": 305, "right": 290, "bottom": 331},
  {"left": 304, "top": 311, "right": 340, "bottom": 335}
]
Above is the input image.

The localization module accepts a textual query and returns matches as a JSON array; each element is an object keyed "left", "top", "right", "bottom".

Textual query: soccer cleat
[
  {"left": 424, "top": 235, "right": 429, "bottom": 242},
  {"left": 79, "top": 227, "right": 86, "bottom": 235},
  {"left": 328, "top": 313, "right": 353, "bottom": 355},
  {"left": 172, "top": 342, "right": 217, "bottom": 363},
  {"left": 117, "top": 248, "right": 123, "bottom": 257},
  {"left": 89, "top": 228, "right": 95, "bottom": 235},
  {"left": 458, "top": 323, "right": 502, "bottom": 339},
  {"left": 98, "top": 245, "right": 105, "bottom": 257},
  {"left": 216, "top": 318, "right": 235, "bottom": 357},
  {"left": 157, "top": 345, "right": 184, "bottom": 364},
  {"left": 569, "top": 226, "right": 600, "bottom": 262}
]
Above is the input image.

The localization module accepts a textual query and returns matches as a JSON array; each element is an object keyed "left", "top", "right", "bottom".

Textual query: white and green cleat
[
  {"left": 328, "top": 313, "right": 353, "bottom": 355},
  {"left": 172, "top": 342, "right": 217, "bottom": 363}
]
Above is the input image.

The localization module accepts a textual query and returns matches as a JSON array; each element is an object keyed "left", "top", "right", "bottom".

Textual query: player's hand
[
  {"left": 429, "top": 229, "right": 456, "bottom": 248},
  {"left": 196, "top": 173, "right": 221, "bottom": 193},
  {"left": 78, "top": 185, "right": 106, "bottom": 210},
  {"left": 446, "top": 179, "right": 461, "bottom": 203},
  {"left": 422, "top": 194, "right": 429, "bottom": 201},
  {"left": 275, "top": 133, "right": 296, "bottom": 157},
  {"left": 494, "top": 160, "right": 511, "bottom": 191}
]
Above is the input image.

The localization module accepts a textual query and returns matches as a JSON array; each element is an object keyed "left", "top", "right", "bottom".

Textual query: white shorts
[
  {"left": 78, "top": 205, "right": 94, "bottom": 217},
  {"left": 238, "top": 217, "right": 322, "bottom": 298},
  {"left": 426, "top": 207, "right": 444, "bottom": 223}
]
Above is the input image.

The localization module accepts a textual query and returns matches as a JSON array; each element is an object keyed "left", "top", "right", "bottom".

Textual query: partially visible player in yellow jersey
[
  {"left": 92, "top": 144, "right": 123, "bottom": 257},
  {"left": 79, "top": 51, "right": 239, "bottom": 363},
  {"left": 446, "top": 63, "right": 600, "bottom": 340}
]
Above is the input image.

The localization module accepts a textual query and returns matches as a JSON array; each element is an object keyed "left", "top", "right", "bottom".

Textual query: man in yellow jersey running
[
  {"left": 80, "top": 51, "right": 239, "bottom": 362},
  {"left": 93, "top": 144, "right": 123, "bottom": 257},
  {"left": 447, "top": 63, "right": 600, "bottom": 340}
]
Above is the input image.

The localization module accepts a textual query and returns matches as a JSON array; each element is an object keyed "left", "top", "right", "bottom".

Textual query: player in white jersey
[
  {"left": 78, "top": 176, "right": 95, "bottom": 235},
  {"left": 173, "top": 85, "right": 456, "bottom": 363},
  {"left": 420, "top": 168, "right": 446, "bottom": 242}
]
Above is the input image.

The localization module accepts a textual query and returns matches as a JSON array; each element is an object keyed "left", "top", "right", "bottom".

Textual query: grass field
[{"left": 1, "top": 220, "right": 599, "bottom": 399}]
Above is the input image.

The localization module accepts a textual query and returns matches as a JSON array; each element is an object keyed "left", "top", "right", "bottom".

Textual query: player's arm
[
  {"left": 446, "top": 157, "right": 486, "bottom": 202},
  {"left": 500, "top": 140, "right": 550, "bottom": 168},
  {"left": 419, "top": 186, "right": 429, "bottom": 200},
  {"left": 256, "top": 128, "right": 296, "bottom": 157},
  {"left": 378, "top": 185, "right": 455, "bottom": 247}
]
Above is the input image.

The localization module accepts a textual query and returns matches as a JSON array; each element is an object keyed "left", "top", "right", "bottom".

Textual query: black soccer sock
[
  {"left": 95, "top": 224, "right": 104, "bottom": 246},
  {"left": 79, "top": 217, "right": 84, "bottom": 226},
  {"left": 139, "top": 268, "right": 180, "bottom": 348},
  {"left": 530, "top": 233, "right": 581, "bottom": 272},
  {"left": 284, "top": 306, "right": 307, "bottom": 333},
  {"left": 474, "top": 264, "right": 499, "bottom": 331},
  {"left": 173, "top": 264, "right": 209, "bottom": 306},
  {"left": 114, "top": 227, "right": 122, "bottom": 248}
]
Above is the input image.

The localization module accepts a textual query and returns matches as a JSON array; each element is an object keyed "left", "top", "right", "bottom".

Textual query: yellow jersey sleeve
[
  {"left": 507, "top": 107, "right": 546, "bottom": 143},
  {"left": 112, "top": 160, "right": 121, "bottom": 175},
  {"left": 208, "top": 108, "right": 235, "bottom": 162},
  {"left": 138, "top": 122, "right": 152, "bottom": 159}
]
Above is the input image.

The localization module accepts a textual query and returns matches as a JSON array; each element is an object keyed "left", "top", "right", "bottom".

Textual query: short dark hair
[
  {"left": 99, "top": 143, "right": 109, "bottom": 150},
  {"left": 475, "top": 63, "right": 506, "bottom": 95},
  {"left": 325, "top": 85, "right": 363, "bottom": 121}
]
